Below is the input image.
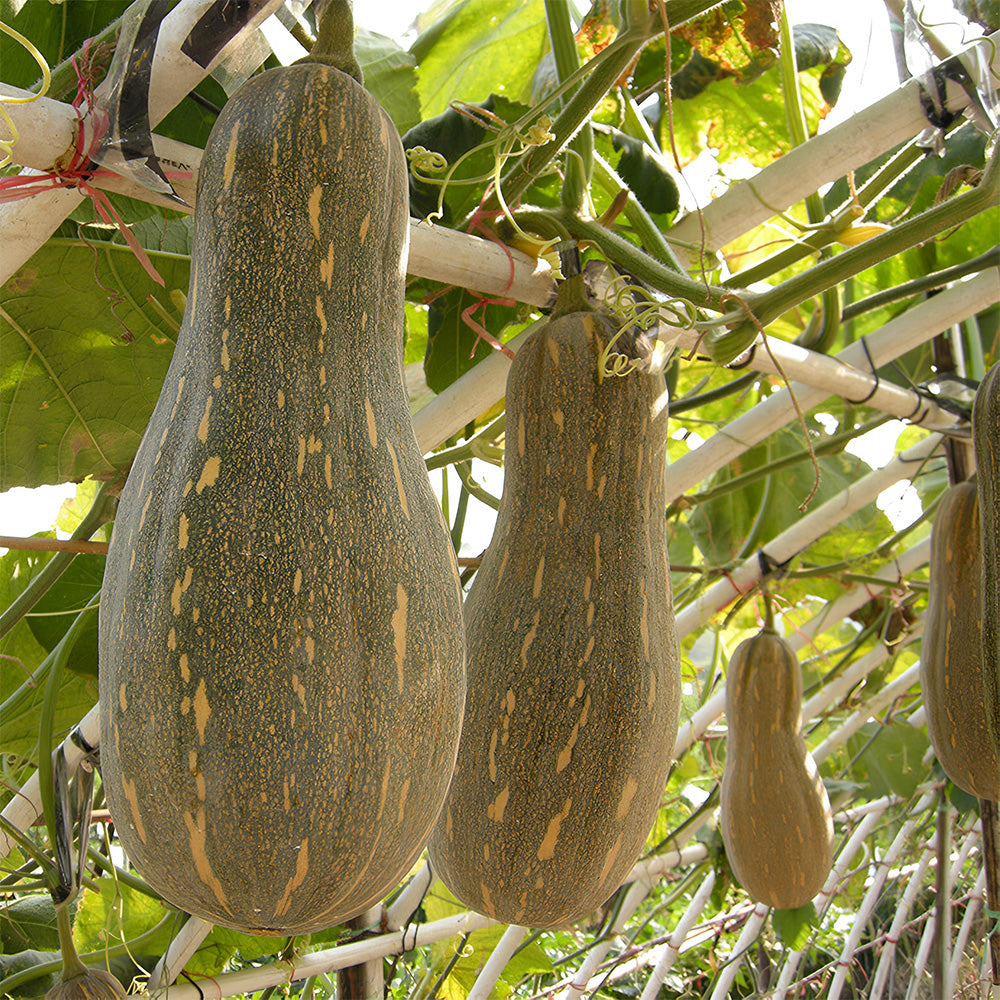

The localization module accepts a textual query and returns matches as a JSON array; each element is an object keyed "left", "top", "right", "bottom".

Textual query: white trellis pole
[
  {"left": 769, "top": 806, "right": 889, "bottom": 997},
  {"left": 638, "top": 869, "right": 718, "bottom": 1000},
  {"left": 673, "top": 432, "right": 944, "bottom": 636},
  {"left": 465, "top": 924, "right": 528, "bottom": 1000},
  {"left": 667, "top": 31, "right": 1000, "bottom": 261}
]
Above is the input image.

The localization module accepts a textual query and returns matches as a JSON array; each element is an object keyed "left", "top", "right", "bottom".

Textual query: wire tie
[{"left": 844, "top": 336, "right": 880, "bottom": 404}]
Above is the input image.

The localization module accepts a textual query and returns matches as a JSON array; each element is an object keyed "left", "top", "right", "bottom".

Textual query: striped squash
[
  {"left": 921, "top": 481, "right": 999, "bottom": 800},
  {"left": 427, "top": 276, "right": 681, "bottom": 928},
  {"left": 98, "top": 60, "right": 465, "bottom": 934}
]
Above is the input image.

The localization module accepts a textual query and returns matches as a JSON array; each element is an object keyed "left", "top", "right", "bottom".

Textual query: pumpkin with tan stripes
[
  {"left": 98, "top": 57, "right": 465, "bottom": 934},
  {"left": 720, "top": 629, "right": 834, "bottom": 910},
  {"left": 427, "top": 274, "right": 681, "bottom": 928},
  {"left": 921, "top": 481, "right": 999, "bottom": 800}
]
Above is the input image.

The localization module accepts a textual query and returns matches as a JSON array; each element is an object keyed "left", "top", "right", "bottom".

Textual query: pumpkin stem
[
  {"left": 306, "top": 0, "right": 363, "bottom": 85},
  {"left": 760, "top": 587, "right": 776, "bottom": 633},
  {"left": 54, "top": 900, "right": 88, "bottom": 982},
  {"left": 549, "top": 247, "right": 594, "bottom": 320}
]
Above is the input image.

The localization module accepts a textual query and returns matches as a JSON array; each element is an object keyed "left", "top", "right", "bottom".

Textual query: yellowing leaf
[{"left": 836, "top": 223, "right": 891, "bottom": 246}]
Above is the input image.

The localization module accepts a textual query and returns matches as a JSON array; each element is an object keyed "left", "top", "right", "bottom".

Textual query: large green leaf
[
  {"left": 0, "top": 545, "right": 98, "bottom": 782},
  {"left": 424, "top": 286, "right": 523, "bottom": 394},
  {"left": 23, "top": 554, "right": 103, "bottom": 677},
  {"left": 687, "top": 426, "right": 870, "bottom": 566},
  {"left": 845, "top": 721, "right": 929, "bottom": 801},
  {"left": 412, "top": 0, "right": 549, "bottom": 119},
  {"left": 0, "top": 239, "right": 186, "bottom": 490},
  {"left": 73, "top": 875, "right": 176, "bottom": 961},
  {"left": 357, "top": 28, "right": 422, "bottom": 134}
]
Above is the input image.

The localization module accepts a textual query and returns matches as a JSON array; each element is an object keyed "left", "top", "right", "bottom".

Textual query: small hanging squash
[{"left": 721, "top": 628, "right": 834, "bottom": 910}]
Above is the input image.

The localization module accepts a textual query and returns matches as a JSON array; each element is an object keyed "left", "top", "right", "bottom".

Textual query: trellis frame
[{"left": 1, "top": 1, "right": 999, "bottom": 997}]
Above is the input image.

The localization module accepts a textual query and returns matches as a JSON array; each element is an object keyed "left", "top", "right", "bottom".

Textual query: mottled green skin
[
  {"left": 428, "top": 304, "right": 680, "bottom": 929},
  {"left": 974, "top": 362, "right": 1000, "bottom": 783},
  {"left": 720, "top": 631, "right": 834, "bottom": 910},
  {"left": 921, "top": 482, "right": 1000, "bottom": 800},
  {"left": 98, "top": 65, "right": 465, "bottom": 934}
]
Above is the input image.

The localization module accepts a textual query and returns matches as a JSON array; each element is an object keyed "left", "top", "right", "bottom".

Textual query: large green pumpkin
[{"left": 98, "top": 63, "right": 465, "bottom": 935}]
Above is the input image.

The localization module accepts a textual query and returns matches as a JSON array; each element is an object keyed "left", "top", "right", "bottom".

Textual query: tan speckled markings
[
  {"left": 537, "top": 797, "right": 571, "bottom": 860},
  {"left": 196, "top": 456, "right": 221, "bottom": 494},
  {"left": 487, "top": 783, "right": 509, "bottom": 822},
  {"left": 316, "top": 295, "right": 328, "bottom": 335},
  {"left": 385, "top": 440, "right": 410, "bottom": 518},
  {"left": 222, "top": 122, "right": 240, "bottom": 188},
  {"left": 197, "top": 395, "right": 213, "bottom": 443},
  {"left": 184, "top": 807, "right": 232, "bottom": 912},
  {"left": 170, "top": 567, "right": 194, "bottom": 615},
  {"left": 308, "top": 185, "right": 322, "bottom": 240},
  {"left": 273, "top": 838, "right": 310, "bottom": 919},
  {"left": 121, "top": 775, "right": 147, "bottom": 843},
  {"left": 392, "top": 584, "right": 408, "bottom": 692},
  {"left": 556, "top": 690, "right": 591, "bottom": 773},
  {"left": 639, "top": 579, "right": 650, "bottom": 661},
  {"left": 532, "top": 556, "right": 545, "bottom": 598}
]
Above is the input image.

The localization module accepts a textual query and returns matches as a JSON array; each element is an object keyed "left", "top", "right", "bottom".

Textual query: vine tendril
[
  {"left": 598, "top": 276, "right": 698, "bottom": 378},
  {"left": 0, "top": 20, "right": 52, "bottom": 169}
]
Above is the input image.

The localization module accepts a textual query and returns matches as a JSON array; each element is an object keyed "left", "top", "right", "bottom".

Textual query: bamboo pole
[
  {"left": 707, "top": 902, "right": 770, "bottom": 1000},
  {"left": 906, "top": 824, "right": 983, "bottom": 994},
  {"left": 811, "top": 663, "right": 922, "bottom": 764},
  {"left": 146, "top": 916, "right": 214, "bottom": 992},
  {"left": 826, "top": 789, "right": 938, "bottom": 1000},
  {"left": 637, "top": 870, "right": 717, "bottom": 1000},
  {"left": 144, "top": 910, "right": 497, "bottom": 1000},
  {"left": 672, "top": 538, "right": 929, "bottom": 760},
  {"left": 662, "top": 271, "right": 998, "bottom": 505},
  {"left": 466, "top": 925, "right": 527, "bottom": 1000},
  {"left": 0, "top": 703, "right": 99, "bottom": 856},
  {"left": 411, "top": 266, "right": 996, "bottom": 462},
  {"left": 337, "top": 906, "right": 384, "bottom": 1000},
  {"left": 866, "top": 829, "right": 937, "bottom": 999},
  {"left": 770, "top": 808, "right": 887, "bottom": 998}
]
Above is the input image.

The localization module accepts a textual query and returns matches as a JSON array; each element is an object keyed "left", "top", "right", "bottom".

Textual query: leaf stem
[
  {"left": 754, "top": 140, "right": 999, "bottom": 329},
  {"left": 545, "top": 0, "right": 592, "bottom": 213}
]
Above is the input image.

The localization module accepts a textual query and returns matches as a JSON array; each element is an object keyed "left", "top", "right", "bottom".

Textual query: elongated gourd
[
  {"left": 974, "top": 362, "right": 1000, "bottom": 776},
  {"left": 427, "top": 276, "right": 681, "bottom": 929},
  {"left": 98, "top": 52, "right": 465, "bottom": 934},
  {"left": 920, "top": 481, "right": 999, "bottom": 800},
  {"left": 721, "top": 629, "right": 834, "bottom": 910}
]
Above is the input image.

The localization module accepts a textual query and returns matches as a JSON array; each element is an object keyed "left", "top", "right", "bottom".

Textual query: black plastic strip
[{"left": 181, "top": 0, "right": 273, "bottom": 70}]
